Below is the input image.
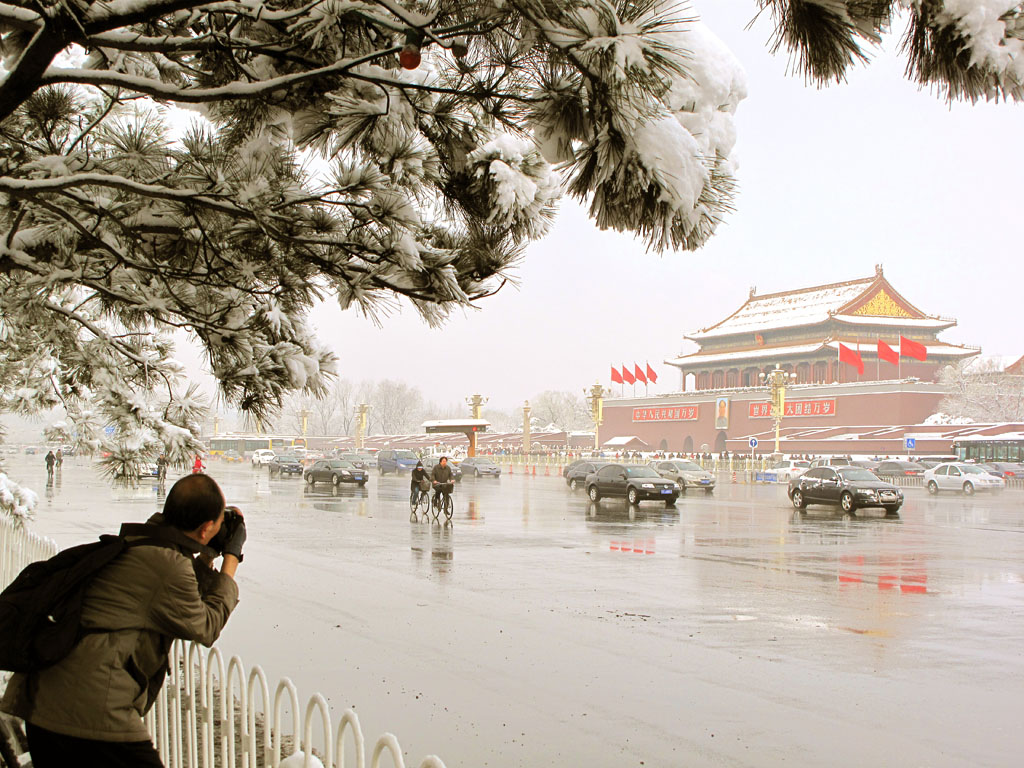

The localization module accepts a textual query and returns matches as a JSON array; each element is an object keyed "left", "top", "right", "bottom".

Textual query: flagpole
[{"left": 876, "top": 338, "right": 880, "bottom": 381}]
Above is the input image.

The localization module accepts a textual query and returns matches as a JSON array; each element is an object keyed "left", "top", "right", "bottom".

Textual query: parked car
[
  {"left": 874, "top": 460, "right": 927, "bottom": 478},
  {"left": 251, "top": 449, "right": 276, "bottom": 466},
  {"left": 648, "top": 460, "right": 716, "bottom": 492},
  {"left": 356, "top": 453, "right": 378, "bottom": 468},
  {"left": 222, "top": 450, "right": 244, "bottom": 463},
  {"left": 585, "top": 464, "right": 679, "bottom": 506},
  {"left": 459, "top": 457, "right": 502, "bottom": 478},
  {"left": 771, "top": 459, "right": 811, "bottom": 481},
  {"left": 304, "top": 459, "right": 367, "bottom": 486},
  {"left": 977, "top": 462, "right": 1024, "bottom": 478},
  {"left": 924, "top": 463, "right": 1004, "bottom": 495},
  {"left": 338, "top": 452, "right": 372, "bottom": 470},
  {"left": 421, "top": 455, "right": 462, "bottom": 482},
  {"left": 565, "top": 460, "right": 609, "bottom": 491},
  {"left": 916, "top": 455, "right": 959, "bottom": 469},
  {"left": 269, "top": 455, "right": 304, "bottom": 476},
  {"left": 377, "top": 449, "right": 420, "bottom": 474},
  {"left": 789, "top": 466, "right": 903, "bottom": 514},
  {"left": 809, "top": 457, "right": 852, "bottom": 469},
  {"left": 849, "top": 459, "right": 881, "bottom": 471}
]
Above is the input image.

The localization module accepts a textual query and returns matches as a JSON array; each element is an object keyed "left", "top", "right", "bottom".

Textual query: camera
[{"left": 209, "top": 505, "right": 243, "bottom": 555}]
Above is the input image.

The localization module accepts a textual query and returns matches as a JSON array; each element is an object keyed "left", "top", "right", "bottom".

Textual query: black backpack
[{"left": 0, "top": 534, "right": 157, "bottom": 673}]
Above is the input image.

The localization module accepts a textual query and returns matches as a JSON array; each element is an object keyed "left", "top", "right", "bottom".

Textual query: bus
[
  {"left": 208, "top": 434, "right": 306, "bottom": 456},
  {"left": 953, "top": 434, "right": 1024, "bottom": 462}
]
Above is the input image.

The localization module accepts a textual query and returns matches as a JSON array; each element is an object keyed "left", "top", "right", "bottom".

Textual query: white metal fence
[{"left": 0, "top": 512, "right": 448, "bottom": 768}]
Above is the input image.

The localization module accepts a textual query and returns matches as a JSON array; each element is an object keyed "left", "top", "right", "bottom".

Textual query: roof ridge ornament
[
  {"left": 875, "top": 263, "right": 884, "bottom": 276},
  {"left": 749, "top": 285, "right": 756, "bottom": 298}
]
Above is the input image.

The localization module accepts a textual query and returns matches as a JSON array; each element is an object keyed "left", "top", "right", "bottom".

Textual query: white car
[
  {"left": 251, "top": 448, "right": 276, "bottom": 466},
  {"left": 772, "top": 459, "right": 811, "bottom": 481},
  {"left": 924, "top": 463, "right": 1004, "bottom": 496}
]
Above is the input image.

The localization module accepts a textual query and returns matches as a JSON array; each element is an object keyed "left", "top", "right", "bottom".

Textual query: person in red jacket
[{"left": 192, "top": 454, "right": 204, "bottom": 474}]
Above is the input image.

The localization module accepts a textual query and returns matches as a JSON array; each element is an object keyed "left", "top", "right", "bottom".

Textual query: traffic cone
[
  {"left": 731, "top": 471, "right": 736, "bottom": 484},
  {"left": 531, "top": 465, "right": 536, "bottom": 476}
]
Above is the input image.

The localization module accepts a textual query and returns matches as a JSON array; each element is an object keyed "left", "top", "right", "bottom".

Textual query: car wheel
[
  {"left": 569, "top": 478, "right": 579, "bottom": 491},
  {"left": 588, "top": 485, "right": 600, "bottom": 502},
  {"left": 332, "top": 474, "right": 340, "bottom": 486},
  {"left": 963, "top": 482, "right": 975, "bottom": 496},
  {"left": 791, "top": 489, "right": 806, "bottom": 510},
  {"left": 475, "top": 468, "right": 480, "bottom": 478},
  {"left": 840, "top": 492, "right": 855, "bottom": 513},
  {"left": 927, "top": 481, "right": 939, "bottom": 495},
  {"left": 884, "top": 505, "right": 901, "bottom": 516},
  {"left": 305, "top": 474, "right": 314, "bottom": 485},
  {"left": 627, "top": 487, "right": 639, "bottom": 505},
  {"left": 665, "top": 496, "right": 677, "bottom": 507}
]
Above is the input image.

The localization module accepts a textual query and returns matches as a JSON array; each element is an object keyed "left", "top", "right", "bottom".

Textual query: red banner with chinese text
[
  {"left": 748, "top": 399, "right": 836, "bottom": 418},
  {"left": 632, "top": 406, "right": 699, "bottom": 422}
]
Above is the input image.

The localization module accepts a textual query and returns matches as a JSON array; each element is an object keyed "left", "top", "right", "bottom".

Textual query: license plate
[
  {"left": 661, "top": 489, "right": 672, "bottom": 494},
  {"left": 700, "top": 479, "right": 710, "bottom": 484}
]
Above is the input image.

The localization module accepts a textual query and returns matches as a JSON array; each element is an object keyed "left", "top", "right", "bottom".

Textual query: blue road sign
[
  {"left": 748, "top": 437, "right": 758, "bottom": 449},
  {"left": 904, "top": 437, "right": 916, "bottom": 450}
]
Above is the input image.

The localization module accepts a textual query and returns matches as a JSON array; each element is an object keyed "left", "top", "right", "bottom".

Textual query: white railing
[
  {"left": 0, "top": 512, "right": 447, "bottom": 768},
  {"left": 0, "top": 512, "right": 58, "bottom": 586},
  {"left": 147, "top": 640, "right": 447, "bottom": 768}
]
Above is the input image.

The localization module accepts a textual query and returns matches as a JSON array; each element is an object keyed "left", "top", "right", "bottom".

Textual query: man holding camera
[{"left": 0, "top": 474, "right": 245, "bottom": 767}]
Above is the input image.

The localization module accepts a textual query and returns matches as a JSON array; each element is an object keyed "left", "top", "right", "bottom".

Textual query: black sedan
[
  {"left": 338, "top": 452, "right": 372, "bottom": 470},
  {"left": 585, "top": 464, "right": 679, "bottom": 506},
  {"left": 789, "top": 466, "right": 903, "bottom": 514},
  {"left": 269, "top": 455, "right": 304, "bottom": 476},
  {"left": 565, "top": 460, "right": 609, "bottom": 491},
  {"left": 304, "top": 459, "right": 367, "bottom": 487},
  {"left": 459, "top": 457, "right": 501, "bottom": 477},
  {"left": 874, "top": 460, "right": 927, "bottom": 478}
]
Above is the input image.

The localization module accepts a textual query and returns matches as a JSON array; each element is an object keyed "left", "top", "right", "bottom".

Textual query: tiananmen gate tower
[{"left": 600, "top": 267, "right": 981, "bottom": 456}]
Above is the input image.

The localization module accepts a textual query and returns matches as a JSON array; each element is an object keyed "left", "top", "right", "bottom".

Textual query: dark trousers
[{"left": 26, "top": 722, "right": 163, "bottom": 768}]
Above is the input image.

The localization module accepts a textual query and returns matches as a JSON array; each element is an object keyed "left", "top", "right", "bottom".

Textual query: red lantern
[{"left": 399, "top": 43, "right": 421, "bottom": 70}]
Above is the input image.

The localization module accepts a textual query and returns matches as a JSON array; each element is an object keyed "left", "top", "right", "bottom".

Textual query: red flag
[
  {"left": 877, "top": 339, "right": 899, "bottom": 365},
  {"left": 621, "top": 364, "right": 635, "bottom": 385},
  {"left": 611, "top": 365, "right": 623, "bottom": 384},
  {"left": 634, "top": 364, "right": 647, "bottom": 385},
  {"left": 646, "top": 363, "right": 658, "bottom": 384},
  {"left": 900, "top": 335, "right": 928, "bottom": 361},
  {"left": 838, "top": 343, "right": 864, "bottom": 375}
]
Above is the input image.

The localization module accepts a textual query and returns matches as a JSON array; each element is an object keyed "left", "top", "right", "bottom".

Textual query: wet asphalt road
[{"left": 11, "top": 455, "right": 1024, "bottom": 767}]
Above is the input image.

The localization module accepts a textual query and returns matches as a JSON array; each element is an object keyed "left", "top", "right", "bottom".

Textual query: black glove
[{"left": 221, "top": 508, "right": 247, "bottom": 562}]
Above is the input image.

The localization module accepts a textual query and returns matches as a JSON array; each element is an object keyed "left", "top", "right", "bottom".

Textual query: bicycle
[
  {"left": 410, "top": 485, "right": 431, "bottom": 520},
  {"left": 431, "top": 484, "right": 454, "bottom": 522}
]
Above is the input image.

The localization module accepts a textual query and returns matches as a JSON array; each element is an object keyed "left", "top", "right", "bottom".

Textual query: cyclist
[
  {"left": 410, "top": 461, "right": 429, "bottom": 507},
  {"left": 156, "top": 454, "right": 168, "bottom": 482},
  {"left": 44, "top": 450, "right": 55, "bottom": 482},
  {"left": 430, "top": 456, "right": 455, "bottom": 508}
]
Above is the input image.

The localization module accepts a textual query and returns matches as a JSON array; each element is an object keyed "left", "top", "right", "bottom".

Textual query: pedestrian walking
[
  {"left": 44, "top": 450, "right": 55, "bottom": 482},
  {"left": 54, "top": 449, "right": 63, "bottom": 472},
  {"left": 0, "top": 474, "right": 245, "bottom": 767}
]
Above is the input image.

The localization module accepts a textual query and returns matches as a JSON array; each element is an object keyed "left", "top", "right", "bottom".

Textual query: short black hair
[{"left": 163, "top": 474, "right": 225, "bottom": 531}]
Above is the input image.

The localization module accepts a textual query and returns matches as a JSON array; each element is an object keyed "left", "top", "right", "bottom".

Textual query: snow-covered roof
[
  {"left": 602, "top": 436, "right": 650, "bottom": 448},
  {"left": 687, "top": 277, "right": 875, "bottom": 340},
  {"left": 667, "top": 339, "right": 978, "bottom": 368},
  {"left": 832, "top": 314, "right": 953, "bottom": 329},
  {"left": 421, "top": 419, "right": 490, "bottom": 429}
]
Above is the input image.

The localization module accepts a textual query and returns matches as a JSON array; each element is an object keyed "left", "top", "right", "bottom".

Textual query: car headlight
[
  {"left": 641, "top": 483, "right": 655, "bottom": 489},
  {"left": 341, "top": 470, "right": 351, "bottom": 476},
  {"left": 857, "top": 490, "right": 877, "bottom": 497}
]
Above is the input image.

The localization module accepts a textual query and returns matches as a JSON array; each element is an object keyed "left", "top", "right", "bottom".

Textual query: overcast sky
[{"left": 178, "top": 2, "right": 1023, "bottom": 414}]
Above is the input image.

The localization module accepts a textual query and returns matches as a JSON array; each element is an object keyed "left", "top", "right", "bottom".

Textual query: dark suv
[
  {"left": 565, "top": 460, "right": 609, "bottom": 491},
  {"left": 269, "top": 455, "right": 304, "bottom": 476},
  {"left": 585, "top": 464, "right": 679, "bottom": 506}
]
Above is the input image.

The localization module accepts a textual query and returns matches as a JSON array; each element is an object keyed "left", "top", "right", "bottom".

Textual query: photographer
[{"left": 1, "top": 474, "right": 245, "bottom": 767}]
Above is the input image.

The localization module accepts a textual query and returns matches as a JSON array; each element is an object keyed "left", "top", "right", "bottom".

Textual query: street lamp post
[
  {"left": 354, "top": 403, "right": 369, "bottom": 450},
  {"left": 522, "top": 401, "right": 532, "bottom": 455},
  {"left": 759, "top": 365, "right": 797, "bottom": 458},
  {"left": 584, "top": 383, "right": 606, "bottom": 451}
]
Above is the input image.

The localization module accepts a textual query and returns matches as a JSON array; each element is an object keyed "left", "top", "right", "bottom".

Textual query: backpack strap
[{"left": 117, "top": 523, "right": 218, "bottom": 560}]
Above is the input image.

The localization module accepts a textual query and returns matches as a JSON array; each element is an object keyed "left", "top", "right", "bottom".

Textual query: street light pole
[
  {"left": 759, "top": 365, "right": 796, "bottom": 458},
  {"left": 585, "top": 382, "right": 606, "bottom": 451}
]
